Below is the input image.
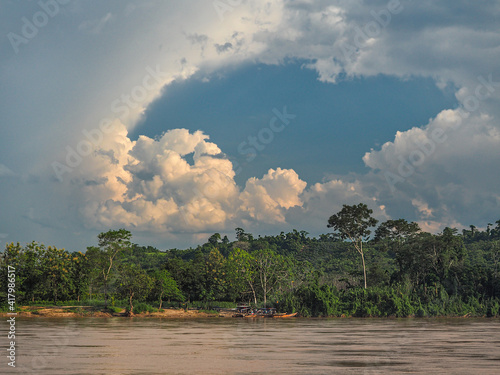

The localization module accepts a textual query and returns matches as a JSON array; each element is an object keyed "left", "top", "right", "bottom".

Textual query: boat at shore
[
  {"left": 271, "top": 312, "right": 298, "bottom": 318},
  {"left": 231, "top": 305, "right": 297, "bottom": 318}
]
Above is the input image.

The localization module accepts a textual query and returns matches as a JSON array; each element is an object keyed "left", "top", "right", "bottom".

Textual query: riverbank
[
  {"left": 2, "top": 306, "right": 493, "bottom": 319},
  {"left": 0, "top": 306, "right": 234, "bottom": 318}
]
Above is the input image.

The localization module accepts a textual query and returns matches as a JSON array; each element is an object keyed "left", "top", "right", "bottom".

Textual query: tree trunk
[
  {"left": 263, "top": 274, "right": 267, "bottom": 307},
  {"left": 129, "top": 291, "right": 134, "bottom": 314},
  {"left": 104, "top": 279, "right": 108, "bottom": 307},
  {"left": 248, "top": 281, "right": 257, "bottom": 305},
  {"left": 361, "top": 251, "right": 367, "bottom": 289}
]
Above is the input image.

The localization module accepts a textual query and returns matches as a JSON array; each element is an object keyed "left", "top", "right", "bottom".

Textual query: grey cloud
[
  {"left": 96, "top": 149, "right": 119, "bottom": 165},
  {"left": 187, "top": 33, "right": 209, "bottom": 45},
  {"left": 215, "top": 42, "right": 233, "bottom": 54}
]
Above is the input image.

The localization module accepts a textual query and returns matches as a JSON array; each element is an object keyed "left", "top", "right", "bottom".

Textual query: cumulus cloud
[
  {"left": 361, "top": 108, "right": 500, "bottom": 230},
  {"left": 240, "top": 168, "right": 307, "bottom": 223},
  {"left": 79, "top": 125, "right": 238, "bottom": 232},
  {"left": 70, "top": 121, "right": 396, "bottom": 236},
  {"left": 74, "top": 124, "right": 390, "bottom": 235}
]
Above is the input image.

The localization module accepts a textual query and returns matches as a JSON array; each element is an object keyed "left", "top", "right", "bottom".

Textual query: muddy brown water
[{"left": 4, "top": 317, "right": 500, "bottom": 374}]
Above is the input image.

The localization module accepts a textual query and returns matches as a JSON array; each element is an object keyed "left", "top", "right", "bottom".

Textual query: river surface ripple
[{"left": 4, "top": 317, "right": 500, "bottom": 374}]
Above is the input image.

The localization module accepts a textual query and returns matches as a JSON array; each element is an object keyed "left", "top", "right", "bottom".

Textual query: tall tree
[
  {"left": 227, "top": 248, "right": 257, "bottom": 304},
  {"left": 375, "top": 219, "right": 421, "bottom": 277},
  {"left": 116, "top": 264, "right": 152, "bottom": 315},
  {"left": 42, "top": 246, "right": 73, "bottom": 303},
  {"left": 235, "top": 227, "right": 253, "bottom": 242},
  {"left": 70, "top": 251, "right": 91, "bottom": 302},
  {"left": 203, "top": 248, "right": 227, "bottom": 301},
  {"left": 327, "top": 203, "right": 378, "bottom": 289},
  {"left": 97, "top": 229, "right": 132, "bottom": 306},
  {"left": 150, "top": 270, "right": 183, "bottom": 309},
  {"left": 16, "top": 242, "right": 44, "bottom": 302},
  {"left": 208, "top": 233, "right": 221, "bottom": 246},
  {"left": 375, "top": 219, "right": 421, "bottom": 244},
  {"left": 84, "top": 246, "right": 104, "bottom": 300},
  {"left": 253, "top": 249, "right": 291, "bottom": 306}
]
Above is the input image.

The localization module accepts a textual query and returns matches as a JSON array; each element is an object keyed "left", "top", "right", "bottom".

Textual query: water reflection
[{"left": 5, "top": 318, "right": 500, "bottom": 374}]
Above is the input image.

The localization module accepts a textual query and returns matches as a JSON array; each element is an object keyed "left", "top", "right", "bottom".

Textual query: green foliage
[
  {"left": 486, "top": 299, "right": 500, "bottom": 317},
  {"left": 119, "top": 245, "right": 167, "bottom": 270},
  {"left": 375, "top": 219, "right": 421, "bottom": 243},
  {"left": 106, "top": 306, "right": 122, "bottom": 314},
  {"left": 327, "top": 203, "right": 378, "bottom": 289},
  {"left": 149, "top": 269, "right": 183, "bottom": 308},
  {"left": 116, "top": 263, "right": 153, "bottom": 313},
  {"left": 96, "top": 229, "right": 134, "bottom": 306},
  {"left": 1, "top": 212, "right": 500, "bottom": 318},
  {"left": 130, "top": 302, "right": 156, "bottom": 314}
]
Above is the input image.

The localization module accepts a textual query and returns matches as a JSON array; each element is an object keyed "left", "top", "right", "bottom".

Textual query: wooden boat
[
  {"left": 243, "top": 313, "right": 263, "bottom": 318},
  {"left": 232, "top": 306, "right": 296, "bottom": 318},
  {"left": 271, "top": 312, "right": 298, "bottom": 318}
]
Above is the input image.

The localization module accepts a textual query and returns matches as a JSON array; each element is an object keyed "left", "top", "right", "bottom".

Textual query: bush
[
  {"left": 415, "top": 303, "right": 427, "bottom": 317},
  {"left": 107, "top": 306, "right": 122, "bottom": 314},
  {"left": 131, "top": 302, "right": 156, "bottom": 314},
  {"left": 276, "top": 284, "right": 340, "bottom": 317},
  {"left": 487, "top": 299, "right": 500, "bottom": 317}
]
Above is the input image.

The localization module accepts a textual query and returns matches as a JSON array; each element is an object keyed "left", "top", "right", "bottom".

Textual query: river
[{"left": 4, "top": 317, "right": 500, "bottom": 374}]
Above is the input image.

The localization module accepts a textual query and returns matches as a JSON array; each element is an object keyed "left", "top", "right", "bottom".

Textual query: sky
[{"left": 1, "top": 0, "right": 499, "bottom": 251}]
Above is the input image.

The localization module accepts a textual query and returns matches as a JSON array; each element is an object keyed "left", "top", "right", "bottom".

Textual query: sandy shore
[{"left": 0, "top": 306, "right": 234, "bottom": 318}]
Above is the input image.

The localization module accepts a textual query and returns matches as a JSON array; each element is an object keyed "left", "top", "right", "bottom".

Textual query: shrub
[
  {"left": 107, "top": 306, "right": 122, "bottom": 314},
  {"left": 131, "top": 302, "right": 155, "bottom": 314},
  {"left": 487, "top": 299, "right": 500, "bottom": 317}
]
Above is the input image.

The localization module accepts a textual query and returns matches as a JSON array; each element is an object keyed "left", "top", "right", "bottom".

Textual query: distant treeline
[{"left": 1, "top": 206, "right": 499, "bottom": 317}]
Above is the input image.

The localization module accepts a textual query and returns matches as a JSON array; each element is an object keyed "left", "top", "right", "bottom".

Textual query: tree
[
  {"left": 393, "top": 229, "right": 466, "bottom": 294},
  {"left": 203, "top": 248, "right": 227, "bottom": 301},
  {"left": 164, "top": 256, "right": 206, "bottom": 302},
  {"left": 226, "top": 248, "right": 257, "bottom": 304},
  {"left": 13, "top": 242, "right": 44, "bottom": 302},
  {"left": 253, "top": 249, "right": 291, "bottom": 306},
  {"left": 0, "top": 242, "right": 39, "bottom": 303},
  {"left": 70, "top": 251, "right": 91, "bottom": 302},
  {"left": 235, "top": 227, "right": 253, "bottom": 242},
  {"left": 84, "top": 246, "right": 104, "bottom": 300},
  {"left": 375, "top": 219, "right": 421, "bottom": 277},
  {"left": 375, "top": 219, "right": 421, "bottom": 244},
  {"left": 97, "top": 229, "right": 132, "bottom": 306},
  {"left": 116, "top": 264, "right": 152, "bottom": 315},
  {"left": 42, "top": 246, "right": 73, "bottom": 303},
  {"left": 208, "top": 233, "right": 221, "bottom": 246},
  {"left": 150, "top": 270, "right": 183, "bottom": 309},
  {"left": 327, "top": 203, "right": 378, "bottom": 289}
]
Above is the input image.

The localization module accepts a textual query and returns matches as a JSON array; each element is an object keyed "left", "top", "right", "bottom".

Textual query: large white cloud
[
  {"left": 240, "top": 168, "right": 307, "bottom": 223},
  {"left": 79, "top": 126, "right": 235, "bottom": 231},
  {"left": 73, "top": 124, "right": 391, "bottom": 235},
  {"left": 362, "top": 108, "right": 500, "bottom": 230},
  {"left": 75, "top": 124, "right": 329, "bottom": 233}
]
